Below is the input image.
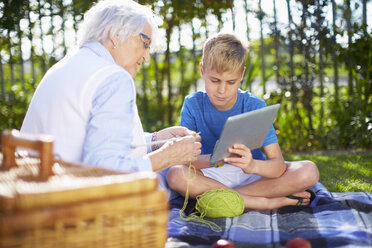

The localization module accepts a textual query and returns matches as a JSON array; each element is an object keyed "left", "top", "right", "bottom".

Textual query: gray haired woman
[{"left": 21, "top": 0, "right": 201, "bottom": 173}]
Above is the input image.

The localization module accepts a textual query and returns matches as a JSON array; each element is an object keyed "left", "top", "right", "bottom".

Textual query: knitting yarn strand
[{"left": 179, "top": 163, "right": 222, "bottom": 232}]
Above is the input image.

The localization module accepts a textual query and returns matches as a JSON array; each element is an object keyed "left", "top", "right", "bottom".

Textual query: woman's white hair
[{"left": 77, "top": 0, "right": 159, "bottom": 48}]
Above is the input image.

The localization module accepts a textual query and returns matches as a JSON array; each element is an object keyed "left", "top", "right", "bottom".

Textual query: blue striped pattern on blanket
[{"left": 166, "top": 183, "right": 372, "bottom": 248}]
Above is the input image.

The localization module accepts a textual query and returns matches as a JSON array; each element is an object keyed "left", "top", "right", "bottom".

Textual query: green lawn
[{"left": 284, "top": 151, "right": 372, "bottom": 192}]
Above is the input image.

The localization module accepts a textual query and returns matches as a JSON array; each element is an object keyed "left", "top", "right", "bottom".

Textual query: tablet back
[{"left": 210, "top": 104, "right": 280, "bottom": 163}]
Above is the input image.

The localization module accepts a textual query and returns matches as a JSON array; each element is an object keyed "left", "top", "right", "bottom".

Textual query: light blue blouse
[{"left": 81, "top": 42, "right": 153, "bottom": 172}]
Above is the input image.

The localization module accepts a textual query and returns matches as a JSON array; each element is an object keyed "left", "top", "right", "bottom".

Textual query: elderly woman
[{"left": 21, "top": 0, "right": 201, "bottom": 173}]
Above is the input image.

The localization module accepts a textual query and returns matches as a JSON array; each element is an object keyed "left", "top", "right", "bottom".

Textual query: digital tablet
[{"left": 210, "top": 104, "right": 280, "bottom": 163}]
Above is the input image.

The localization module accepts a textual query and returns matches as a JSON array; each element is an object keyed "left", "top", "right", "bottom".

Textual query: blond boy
[{"left": 166, "top": 33, "right": 319, "bottom": 210}]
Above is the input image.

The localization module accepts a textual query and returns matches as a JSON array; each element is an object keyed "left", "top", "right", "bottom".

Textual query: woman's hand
[
  {"left": 162, "top": 135, "right": 201, "bottom": 165},
  {"left": 148, "top": 133, "right": 201, "bottom": 172},
  {"left": 156, "top": 126, "right": 201, "bottom": 145},
  {"left": 224, "top": 143, "right": 257, "bottom": 174}
]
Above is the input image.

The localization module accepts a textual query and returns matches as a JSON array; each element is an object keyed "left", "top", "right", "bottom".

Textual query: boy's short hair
[{"left": 202, "top": 33, "right": 248, "bottom": 73}]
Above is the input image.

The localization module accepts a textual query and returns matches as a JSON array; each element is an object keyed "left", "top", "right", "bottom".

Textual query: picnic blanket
[{"left": 165, "top": 183, "right": 372, "bottom": 248}]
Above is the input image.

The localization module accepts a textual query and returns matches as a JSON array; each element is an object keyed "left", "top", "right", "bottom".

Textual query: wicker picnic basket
[{"left": 0, "top": 129, "right": 169, "bottom": 248}]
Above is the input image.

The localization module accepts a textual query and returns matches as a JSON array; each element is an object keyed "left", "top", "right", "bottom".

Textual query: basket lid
[
  {"left": 0, "top": 153, "right": 158, "bottom": 213},
  {"left": 0, "top": 130, "right": 158, "bottom": 213}
]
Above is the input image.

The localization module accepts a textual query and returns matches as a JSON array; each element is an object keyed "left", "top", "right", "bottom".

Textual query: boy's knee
[
  {"left": 166, "top": 165, "right": 187, "bottom": 190},
  {"left": 302, "top": 160, "right": 319, "bottom": 186}
]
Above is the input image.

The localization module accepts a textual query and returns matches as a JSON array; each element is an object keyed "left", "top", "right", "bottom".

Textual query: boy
[{"left": 166, "top": 33, "right": 319, "bottom": 210}]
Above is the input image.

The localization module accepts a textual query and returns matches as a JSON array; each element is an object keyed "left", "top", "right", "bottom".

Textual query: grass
[{"left": 283, "top": 151, "right": 372, "bottom": 192}]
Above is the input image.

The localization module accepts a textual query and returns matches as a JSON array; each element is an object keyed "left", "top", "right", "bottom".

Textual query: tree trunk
[
  {"left": 165, "top": 19, "right": 174, "bottom": 125},
  {"left": 286, "top": 0, "right": 301, "bottom": 147},
  {"left": 18, "top": 26, "right": 25, "bottom": 90},
  {"left": 244, "top": 0, "right": 252, "bottom": 91},
  {"left": 258, "top": 0, "right": 266, "bottom": 95},
  {"left": 37, "top": 0, "right": 47, "bottom": 74},
  {"left": 7, "top": 32, "right": 15, "bottom": 86},
  {"left": 191, "top": 20, "right": 198, "bottom": 92},
  {"left": 140, "top": 65, "right": 149, "bottom": 127},
  {"left": 231, "top": 7, "right": 236, "bottom": 31},
  {"left": 0, "top": 51, "right": 4, "bottom": 97},
  {"left": 72, "top": 0, "right": 79, "bottom": 44},
  {"left": 178, "top": 27, "right": 186, "bottom": 106},
  {"left": 363, "top": 1, "right": 370, "bottom": 109},
  {"left": 216, "top": 11, "right": 223, "bottom": 31},
  {"left": 6, "top": 31, "right": 15, "bottom": 126},
  {"left": 300, "top": 1, "right": 314, "bottom": 134},
  {"left": 58, "top": 0, "right": 67, "bottom": 56},
  {"left": 27, "top": 2, "right": 36, "bottom": 87},
  {"left": 316, "top": 0, "right": 325, "bottom": 134},
  {"left": 202, "top": 17, "right": 209, "bottom": 43},
  {"left": 153, "top": 53, "right": 165, "bottom": 124},
  {"left": 49, "top": 0, "right": 55, "bottom": 54},
  {"left": 286, "top": 0, "right": 294, "bottom": 83},
  {"left": 301, "top": 3, "right": 310, "bottom": 87},
  {"left": 345, "top": 0, "right": 353, "bottom": 97},
  {"left": 331, "top": 0, "right": 339, "bottom": 106},
  {"left": 318, "top": 33, "right": 325, "bottom": 134},
  {"left": 273, "top": 0, "right": 280, "bottom": 85},
  {"left": 362, "top": 0, "right": 367, "bottom": 36},
  {"left": 244, "top": 0, "right": 250, "bottom": 42}
]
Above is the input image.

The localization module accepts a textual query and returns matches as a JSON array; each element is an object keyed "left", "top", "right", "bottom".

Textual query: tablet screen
[{"left": 210, "top": 104, "right": 280, "bottom": 163}]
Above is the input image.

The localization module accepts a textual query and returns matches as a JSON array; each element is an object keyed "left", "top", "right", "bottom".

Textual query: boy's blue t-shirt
[{"left": 180, "top": 89, "right": 278, "bottom": 161}]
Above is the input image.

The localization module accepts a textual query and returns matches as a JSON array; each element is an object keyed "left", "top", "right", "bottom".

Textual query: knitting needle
[{"left": 131, "top": 132, "right": 200, "bottom": 149}]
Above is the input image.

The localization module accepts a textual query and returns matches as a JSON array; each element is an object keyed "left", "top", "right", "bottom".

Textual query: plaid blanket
[{"left": 166, "top": 183, "right": 372, "bottom": 248}]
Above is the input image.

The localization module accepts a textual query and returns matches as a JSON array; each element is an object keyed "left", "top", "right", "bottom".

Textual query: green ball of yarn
[{"left": 195, "top": 189, "right": 245, "bottom": 218}]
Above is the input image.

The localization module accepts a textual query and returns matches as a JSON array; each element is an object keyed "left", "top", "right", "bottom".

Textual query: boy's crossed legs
[{"left": 166, "top": 160, "right": 319, "bottom": 210}]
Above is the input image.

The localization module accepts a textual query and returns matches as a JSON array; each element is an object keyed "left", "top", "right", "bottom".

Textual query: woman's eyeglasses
[{"left": 139, "top": 33, "right": 151, "bottom": 49}]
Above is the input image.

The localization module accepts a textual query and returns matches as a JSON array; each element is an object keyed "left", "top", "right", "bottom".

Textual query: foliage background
[
  {"left": 284, "top": 152, "right": 371, "bottom": 192},
  {"left": 0, "top": 0, "right": 371, "bottom": 152}
]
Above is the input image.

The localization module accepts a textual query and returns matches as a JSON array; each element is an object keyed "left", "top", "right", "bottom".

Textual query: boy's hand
[{"left": 224, "top": 143, "right": 257, "bottom": 174}]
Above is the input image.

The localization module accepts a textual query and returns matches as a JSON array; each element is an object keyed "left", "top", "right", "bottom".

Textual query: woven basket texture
[{"left": 0, "top": 152, "right": 169, "bottom": 248}]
